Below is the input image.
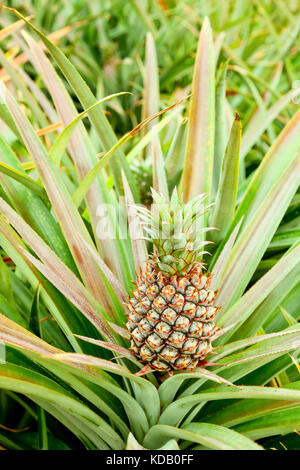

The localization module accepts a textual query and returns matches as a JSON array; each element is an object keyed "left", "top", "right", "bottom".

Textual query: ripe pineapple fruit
[{"left": 126, "top": 189, "right": 220, "bottom": 371}]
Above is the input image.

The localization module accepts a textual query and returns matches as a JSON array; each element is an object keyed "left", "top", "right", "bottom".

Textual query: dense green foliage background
[{"left": 0, "top": 0, "right": 299, "bottom": 450}]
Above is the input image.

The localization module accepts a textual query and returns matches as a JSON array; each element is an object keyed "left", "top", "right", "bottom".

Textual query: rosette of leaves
[{"left": 0, "top": 11, "right": 299, "bottom": 450}]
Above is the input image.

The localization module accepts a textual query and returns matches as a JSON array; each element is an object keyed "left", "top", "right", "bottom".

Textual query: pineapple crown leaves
[{"left": 134, "top": 188, "right": 214, "bottom": 275}]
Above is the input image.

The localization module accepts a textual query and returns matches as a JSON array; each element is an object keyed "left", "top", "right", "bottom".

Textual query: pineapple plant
[
  {"left": 0, "top": 4, "right": 299, "bottom": 451},
  {"left": 127, "top": 190, "right": 219, "bottom": 371}
]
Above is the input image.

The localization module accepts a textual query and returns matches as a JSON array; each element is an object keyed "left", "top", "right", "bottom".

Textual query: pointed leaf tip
[{"left": 234, "top": 111, "right": 241, "bottom": 121}]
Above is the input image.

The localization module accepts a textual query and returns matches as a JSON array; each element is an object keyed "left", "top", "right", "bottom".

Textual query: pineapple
[
  {"left": 131, "top": 158, "right": 153, "bottom": 207},
  {"left": 126, "top": 189, "right": 219, "bottom": 371}
]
